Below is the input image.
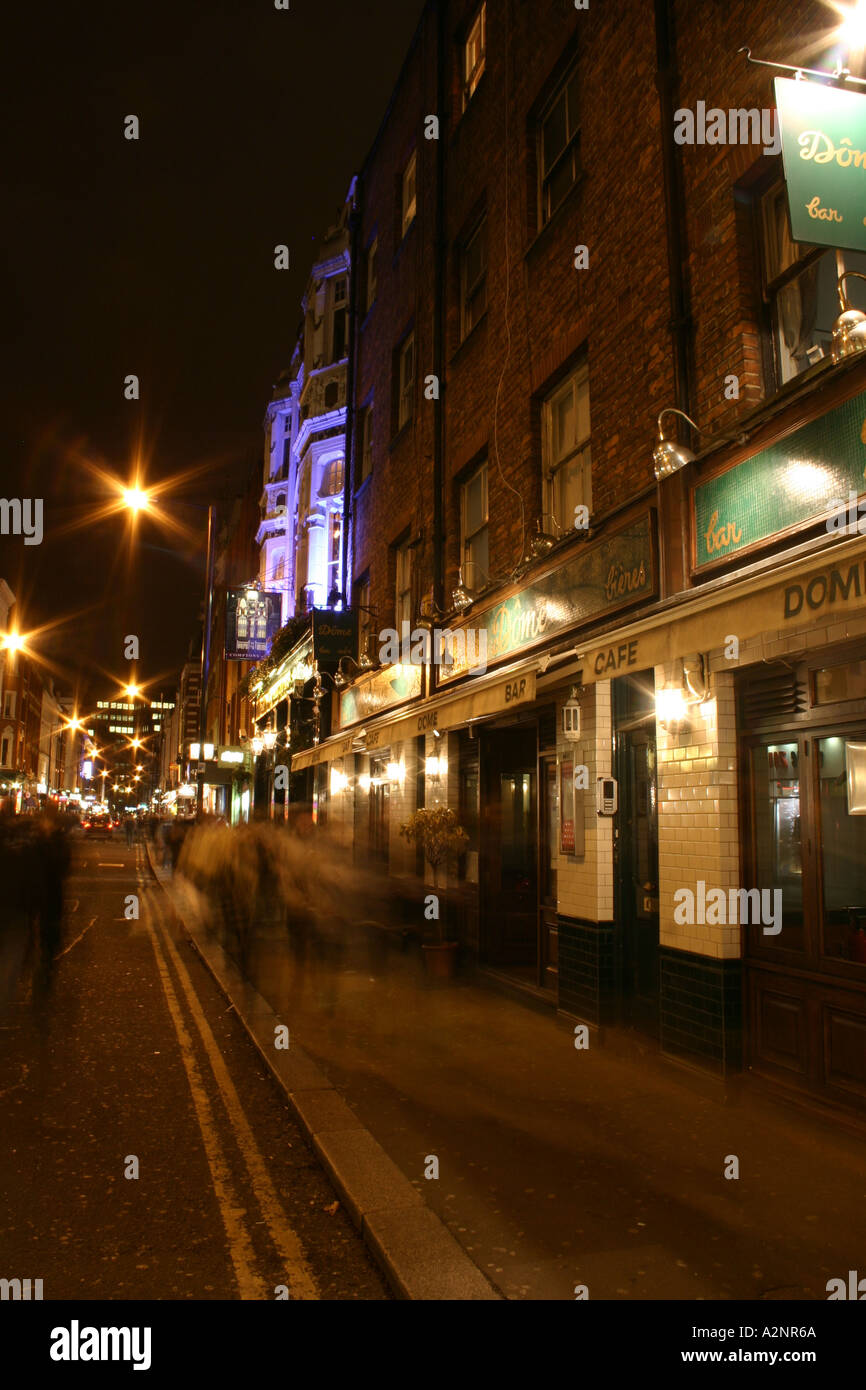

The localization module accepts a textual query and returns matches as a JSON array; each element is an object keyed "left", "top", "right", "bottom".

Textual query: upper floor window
[
  {"left": 327, "top": 512, "right": 342, "bottom": 600},
  {"left": 543, "top": 362, "right": 591, "bottom": 533},
  {"left": 3, "top": 692, "right": 15, "bottom": 718},
  {"left": 539, "top": 64, "right": 580, "bottom": 226},
  {"left": 460, "top": 216, "right": 487, "bottom": 340},
  {"left": 332, "top": 277, "right": 348, "bottom": 361},
  {"left": 460, "top": 460, "right": 489, "bottom": 590},
  {"left": 401, "top": 151, "right": 417, "bottom": 238},
  {"left": 395, "top": 537, "right": 413, "bottom": 630},
  {"left": 397, "top": 332, "right": 415, "bottom": 431},
  {"left": 760, "top": 180, "right": 866, "bottom": 385},
  {"left": 365, "top": 238, "right": 378, "bottom": 313},
  {"left": 463, "top": 4, "right": 486, "bottom": 110},
  {"left": 324, "top": 457, "right": 344, "bottom": 496},
  {"left": 358, "top": 405, "right": 373, "bottom": 486},
  {"left": 354, "top": 574, "right": 374, "bottom": 660}
]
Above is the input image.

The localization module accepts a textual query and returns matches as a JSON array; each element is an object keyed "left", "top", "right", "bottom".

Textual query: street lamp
[{"left": 122, "top": 485, "right": 151, "bottom": 514}]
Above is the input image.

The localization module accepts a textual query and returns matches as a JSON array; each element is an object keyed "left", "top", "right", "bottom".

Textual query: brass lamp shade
[{"left": 831, "top": 272, "right": 866, "bottom": 364}]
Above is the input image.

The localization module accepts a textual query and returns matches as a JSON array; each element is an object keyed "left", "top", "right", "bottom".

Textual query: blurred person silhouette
[
  {"left": 0, "top": 802, "right": 33, "bottom": 1008},
  {"left": 33, "top": 805, "right": 71, "bottom": 978}
]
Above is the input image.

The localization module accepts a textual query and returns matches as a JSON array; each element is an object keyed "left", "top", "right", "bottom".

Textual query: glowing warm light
[
  {"left": 656, "top": 686, "right": 688, "bottom": 727},
  {"left": 122, "top": 486, "right": 151, "bottom": 513},
  {"left": 330, "top": 768, "right": 349, "bottom": 795},
  {"left": 125, "top": 684, "right": 140, "bottom": 698},
  {"left": 358, "top": 773, "right": 372, "bottom": 793},
  {"left": 834, "top": 0, "right": 866, "bottom": 48},
  {"left": 2, "top": 631, "right": 25, "bottom": 652}
]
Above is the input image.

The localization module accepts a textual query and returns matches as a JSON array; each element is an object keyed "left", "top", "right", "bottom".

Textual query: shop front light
[{"left": 656, "top": 685, "right": 689, "bottom": 729}]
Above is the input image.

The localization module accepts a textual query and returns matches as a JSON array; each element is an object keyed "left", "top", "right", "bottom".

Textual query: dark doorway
[
  {"left": 480, "top": 725, "right": 538, "bottom": 975},
  {"left": 614, "top": 672, "right": 660, "bottom": 1030}
]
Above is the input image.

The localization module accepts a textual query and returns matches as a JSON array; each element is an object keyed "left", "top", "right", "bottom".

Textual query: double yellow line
[{"left": 139, "top": 866, "right": 319, "bottom": 1301}]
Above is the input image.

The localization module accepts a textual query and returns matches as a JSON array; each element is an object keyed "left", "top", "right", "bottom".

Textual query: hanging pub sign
[
  {"left": 775, "top": 77, "right": 866, "bottom": 253},
  {"left": 312, "top": 607, "right": 358, "bottom": 663},
  {"left": 225, "top": 588, "right": 281, "bottom": 661}
]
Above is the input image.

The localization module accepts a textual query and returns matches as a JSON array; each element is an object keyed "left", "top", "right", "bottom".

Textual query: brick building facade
[{"left": 255, "top": 0, "right": 866, "bottom": 1116}]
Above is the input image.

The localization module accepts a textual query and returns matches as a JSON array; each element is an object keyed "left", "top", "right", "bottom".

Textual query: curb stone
[{"left": 144, "top": 842, "right": 500, "bottom": 1301}]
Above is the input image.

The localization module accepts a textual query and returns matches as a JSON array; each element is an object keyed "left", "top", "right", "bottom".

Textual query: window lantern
[{"left": 562, "top": 686, "right": 582, "bottom": 742}]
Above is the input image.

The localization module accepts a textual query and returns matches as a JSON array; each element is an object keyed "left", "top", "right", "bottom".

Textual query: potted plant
[{"left": 399, "top": 806, "right": 469, "bottom": 979}]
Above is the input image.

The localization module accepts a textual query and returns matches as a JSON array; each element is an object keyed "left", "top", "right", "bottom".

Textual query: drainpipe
[
  {"left": 343, "top": 178, "right": 361, "bottom": 611},
  {"left": 654, "top": 0, "right": 694, "bottom": 597},
  {"left": 433, "top": 0, "right": 447, "bottom": 619}
]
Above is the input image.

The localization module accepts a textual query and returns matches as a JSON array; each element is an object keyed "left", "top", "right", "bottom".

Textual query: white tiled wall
[
  {"left": 556, "top": 680, "right": 615, "bottom": 923},
  {"left": 657, "top": 663, "right": 739, "bottom": 960}
]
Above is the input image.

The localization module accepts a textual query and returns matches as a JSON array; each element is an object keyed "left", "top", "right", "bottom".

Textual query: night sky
[{"left": 0, "top": 0, "right": 426, "bottom": 707}]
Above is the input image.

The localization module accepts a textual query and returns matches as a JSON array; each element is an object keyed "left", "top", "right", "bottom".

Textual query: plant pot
[{"left": 422, "top": 941, "right": 459, "bottom": 980}]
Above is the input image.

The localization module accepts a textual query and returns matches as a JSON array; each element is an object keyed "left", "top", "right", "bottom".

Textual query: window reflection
[
  {"left": 819, "top": 737, "right": 866, "bottom": 964},
  {"left": 751, "top": 742, "right": 804, "bottom": 950}
]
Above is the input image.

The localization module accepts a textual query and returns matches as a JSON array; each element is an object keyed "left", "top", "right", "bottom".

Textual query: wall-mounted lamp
[
  {"left": 562, "top": 685, "right": 582, "bottom": 742},
  {"left": 251, "top": 735, "right": 264, "bottom": 756},
  {"left": 358, "top": 772, "right": 372, "bottom": 793},
  {"left": 330, "top": 768, "right": 349, "bottom": 795},
  {"left": 262, "top": 727, "right": 278, "bottom": 752},
  {"left": 425, "top": 754, "right": 444, "bottom": 779},
  {"left": 386, "top": 759, "right": 405, "bottom": 785},
  {"left": 452, "top": 568, "right": 474, "bottom": 613},
  {"left": 831, "top": 271, "right": 866, "bottom": 363},
  {"left": 653, "top": 409, "right": 747, "bottom": 481},
  {"left": 655, "top": 654, "right": 708, "bottom": 730}
]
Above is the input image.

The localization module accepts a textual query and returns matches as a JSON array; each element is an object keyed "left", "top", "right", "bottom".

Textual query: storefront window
[
  {"left": 818, "top": 736, "right": 866, "bottom": 966},
  {"left": 813, "top": 662, "right": 866, "bottom": 705},
  {"left": 750, "top": 742, "right": 805, "bottom": 951}
]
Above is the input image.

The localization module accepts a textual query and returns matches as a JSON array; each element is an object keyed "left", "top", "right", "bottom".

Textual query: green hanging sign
[{"left": 775, "top": 77, "right": 866, "bottom": 253}]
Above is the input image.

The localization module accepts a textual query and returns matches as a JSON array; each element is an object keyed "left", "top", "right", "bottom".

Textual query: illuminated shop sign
[
  {"left": 225, "top": 589, "right": 281, "bottom": 662},
  {"left": 339, "top": 662, "right": 423, "bottom": 727},
  {"left": 776, "top": 77, "right": 866, "bottom": 254},
  {"left": 693, "top": 390, "right": 866, "bottom": 569},
  {"left": 439, "top": 515, "right": 655, "bottom": 683}
]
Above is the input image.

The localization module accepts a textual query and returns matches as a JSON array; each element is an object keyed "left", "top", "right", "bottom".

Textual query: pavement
[
  {"left": 148, "top": 843, "right": 866, "bottom": 1302},
  {"left": 0, "top": 834, "right": 390, "bottom": 1300}
]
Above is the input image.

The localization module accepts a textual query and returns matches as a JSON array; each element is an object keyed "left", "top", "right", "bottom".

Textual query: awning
[{"left": 292, "top": 669, "right": 537, "bottom": 770}]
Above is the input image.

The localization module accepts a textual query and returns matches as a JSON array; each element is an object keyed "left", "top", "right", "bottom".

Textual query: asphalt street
[{"left": 0, "top": 833, "right": 389, "bottom": 1300}]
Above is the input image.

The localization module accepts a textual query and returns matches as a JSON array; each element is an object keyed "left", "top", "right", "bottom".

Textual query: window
[
  {"left": 463, "top": 4, "right": 486, "bottom": 109},
  {"left": 3, "top": 692, "right": 15, "bottom": 718},
  {"left": 327, "top": 512, "right": 342, "bottom": 600},
  {"left": 354, "top": 575, "right": 374, "bottom": 661},
  {"left": 397, "top": 332, "right": 415, "bottom": 431},
  {"left": 395, "top": 537, "right": 413, "bottom": 630},
  {"left": 760, "top": 180, "right": 866, "bottom": 384},
  {"left": 401, "top": 151, "right": 417, "bottom": 237},
  {"left": 460, "top": 460, "right": 489, "bottom": 590},
  {"left": 1, "top": 735, "right": 10, "bottom": 766},
  {"left": 543, "top": 362, "right": 591, "bottom": 531},
  {"left": 460, "top": 216, "right": 487, "bottom": 339},
  {"left": 358, "top": 405, "right": 373, "bottom": 485},
  {"left": 324, "top": 457, "right": 344, "bottom": 496},
  {"left": 332, "top": 277, "right": 348, "bottom": 361},
  {"left": 539, "top": 65, "right": 581, "bottom": 225},
  {"left": 365, "top": 238, "right": 378, "bottom": 313}
]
